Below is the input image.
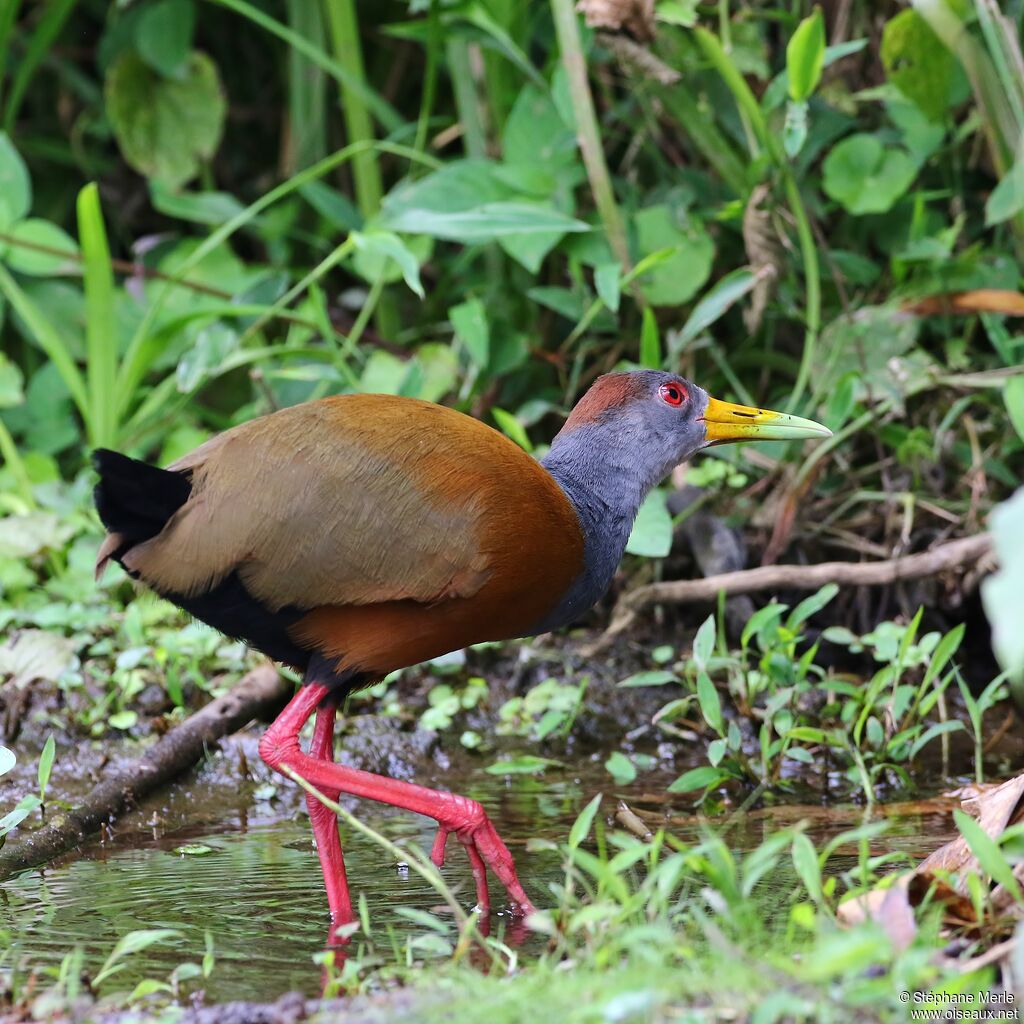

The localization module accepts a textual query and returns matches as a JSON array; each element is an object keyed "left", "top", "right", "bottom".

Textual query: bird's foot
[{"left": 428, "top": 799, "right": 535, "bottom": 918}]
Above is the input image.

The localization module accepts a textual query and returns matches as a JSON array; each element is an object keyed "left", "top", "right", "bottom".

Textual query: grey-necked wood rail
[{"left": 92, "top": 370, "right": 830, "bottom": 924}]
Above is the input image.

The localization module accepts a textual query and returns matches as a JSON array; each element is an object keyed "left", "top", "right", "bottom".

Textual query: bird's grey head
[{"left": 544, "top": 370, "right": 832, "bottom": 504}]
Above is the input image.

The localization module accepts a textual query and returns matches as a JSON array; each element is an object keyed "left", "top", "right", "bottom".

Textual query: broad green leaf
[
  {"left": 697, "top": 671, "right": 723, "bottom": 735},
  {"left": 351, "top": 230, "right": 425, "bottom": 298},
  {"left": 450, "top": 297, "right": 489, "bottom": 366},
  {"left": 656, "top": 0, "right": 698, "bottom": 27},
  {"left": 0, "top": 219, "right": 79, "bottom": 276},
  {"left": 106, "top": 51, "right": 226, "bottom": 189},
  {"left": 136, "top": 0, "right": 196, "bottom": 77},
  {"left": 174, "top": 843, "right": 216, "bottom": 856},
  {"left": 0, "top": 353, "right": 24, "bottom": 408},
  {"left": 0, "top": 794, "right": 41, "bottom": 834},
  {"left": 673, "top": 269, "right": 759, "bottom": 352},
  {"left": 625, "top": 488, "right": 672, "bottom": 557},
  {"left": 0, "top": 746, "right": 14, "bottom": 778},
  {"left": 0, "top": 133, "right": 31, "bottom": 229},
  {"left": 783, "top": 100, "right": 809, "bottom": 157},
  {"left": 108, "top": 710, "right": 138, "bottom": 730},
  {"left": 1005, "top": 376, "right": 1024, "bottom": 442},
  {"left": 604, "top": 751, "right": 636, "bottom": 784},
  {"left": 633, "top": 205, "right": 714, "bottom": 307},
  {"left": 37, "top": 734, "right": 55, "bottom": 798},
  {"left": 382, "top": 200, "right": 588, "bottom": 242},
  {"left": 693, "top": 615, "right": 716, "bottom": 669},
  {"left": 986, "top": 157, "right": 1024, "bottom": 226},
  {"left": 617, "top": 670, "right": 678, "bottom": 688},
  {"left": 982, "top": 488, "right": 1024, "bottom": 687},
  {"left": 787, "top": 8, "right": 825, "bottom": 102},
  {"left": 150, "top": 182, "right": 245, "bottom": 225},
  {"left": 787, "top": 584, "right": 839, "bottom": 630},
  {"left": 639, "top": 307, "right": 660, "bottom": 368},
  {"left": 909, "top": 720, "right": 964, "bottom": 759},
  {"left": 569, "top": 793, "right": 603, "bottom": 848},
  {"left": 502, "top": 83, "right": 575, "bottom": 168},
  {"left": 484, "top": 755, "right": 564, "bottom": 775},
  {"left": 791, "top": 832, "right": 823, "bottom": 903},
  {"left": 881, "top": 9, "right": 956, "bottom": 122},
  {"left": 667, "top": 765, "right": 727, "bottom": 793},
  {"left": 491, "top": 408, "right": 531, "bottom": 452},
  {"left": 822, "top": 134, "right": 917, "bottom": 215},
  {"left": 94, "top": 929, "right": 182, "bottom": 987},
  {"left": 594, "top": 262, "right": 621, "bottom": 312},
  {"left": 954, "top": 808, "right": 1024, "bottom": 903}
]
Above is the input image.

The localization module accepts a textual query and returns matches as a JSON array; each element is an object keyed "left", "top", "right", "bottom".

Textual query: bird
[{"left": 92, "top": 370, "right": 830, "bottom": 925}]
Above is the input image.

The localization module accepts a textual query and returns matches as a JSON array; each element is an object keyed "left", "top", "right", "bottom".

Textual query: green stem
[
  {"left": 447, "top": 37, "right": 488, "bottom": 159},
  {"left": 0, "top": 413, "right": 33, "bottom": 508},
  {"left": 0, "top": 0, "right": 23, "bottom": 108},
  {"left": 783, "top": 173, "right": 820, "bottom": 411},
  {"left": 550, "top": 0, "right": 631, "bottom": 273},
  {"left": 413, "top": 0, "right": 442, "bottom": 157},
  {"left": 322, "top": 0, "right": 396, "bottom": 340}
]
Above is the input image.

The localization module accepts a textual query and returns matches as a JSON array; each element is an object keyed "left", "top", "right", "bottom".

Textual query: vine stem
[{"left": 550, "top": 0, "right": 631, "bottom": 274}]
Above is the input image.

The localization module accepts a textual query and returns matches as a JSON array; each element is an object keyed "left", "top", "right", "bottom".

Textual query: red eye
[{"left": 659, "top": 383, "right": 685, "bottom": 407}]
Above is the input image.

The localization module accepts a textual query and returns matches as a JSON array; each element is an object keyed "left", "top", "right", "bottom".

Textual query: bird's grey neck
[{"left": 530, "top": 423, "right": 661, "bottom": 633}]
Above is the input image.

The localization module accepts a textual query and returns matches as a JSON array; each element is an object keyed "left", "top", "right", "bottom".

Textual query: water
[{"left": 0, "top": 745, "right": 969, "bottom": 1004}]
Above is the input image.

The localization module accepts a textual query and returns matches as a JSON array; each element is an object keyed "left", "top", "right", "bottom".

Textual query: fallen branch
[
  {"left": 589, "top": 533, "right": 993, "bottom": 654},
  {"left": 0, "top": 664, "right": 290, "bottom": 882}
]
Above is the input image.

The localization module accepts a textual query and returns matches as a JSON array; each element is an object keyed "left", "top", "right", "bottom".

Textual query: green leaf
[
  {"left": 633, "top": 205, "right": 714, "bottom": 307},
  {"left": 450, "top": 297, "right": 489, "bottom": 366},
  {"left": 108, "top": 710, "right": 138, "bottom": 730},
  {"left": 568, "top": 793, "right": 603, "bottom": 848},
  {"left": 0, "top": 794, "right": 41, "bottom": 835},
  {"left": 594, "top": 263, "right": 621, "bottom": 313},
  {"left": 983, "top": 488, "right": 1024, "bottom": 686},
  {"left": 881, "top": 9, "right": 956, "bottom": 122},
  {"left": 136, "top": 0, "right": 196, "bottom": 77},
  {"left": 106, "top": 51, "right": 226, "bottom": 189},
  {"left": 787, "top": 584, "right": 838, "bottom": 631},
  {"left": 0, "top": 746, "right": 14, "bottom": 778},
  {"left": 0, "top": 219, "right": 79, "bottom": 276},
  {"left": 173, "top": 843, "right": 217, "bottom": 856},
  {"left": 0, "top": 133, "right": 31, "bottom": 229},
  {"left": 692, "top": 615, "right": 716, "bottom": 669},
  {"left": 639, "top": 307, "right": 660, "bottom": 368},
  {"left": 37, "top": 734, "right": 55, "bottom": 799},
  {"left": 491, "top": 407, "right": 531, "bottom": 452},
  {"left": 617, "top": 670, "right": 678, "bottom": 688},
  {"left": 94, "top": 929, "right": 182, "bottom": 987},
  {"left": 1004, "top": 377, "right": 1024, "bottom": 443},
  {"left": 150, "top": 181, "right": 245, "bottom": 225},
  {"left": 625, "top": 488, "right": 673, "bottom": 557},
  {"left": 954, "top": 808, "right": 1024, "bottom": 903},
  {"left": 656, "top": 0, "right": 699, "bottom": 27},
  {"left": 822, "top": 134, "right": 917, "bottom": 215},
  {"left": 909, "top": 720, "right": 964, "bottom": 759},
  {"left": 0, "top": 353, "right": 25, "bottom": 408},
  {"left": 988, "top": 156, "right": 1024, "bottom": 227},
  {"left": 791, "top": 832, "right": 823, "bottom": 903},
  {"left": 673, "top": 269, "right": 759, "bottom": 353},
  {"left": 667, "top": 765, "right": 727, "bottom": 793},
  {"left": 351, "top": 230, "right": 425, "bottom": 298},
  {"left": 485, "top": 755, "right": 564, "bottom": 776},
  {"left": 383, "top": 200, "right": 588, "bottom": 242},
  {"left": 783, "top": 100, "right": 809, "bottom": 157},
  {"left": 697, "top": 671, "right": 723, "bottom": 735},
  {"left": 604, "top": 751, "right": 636, "bottom": 784},
  {"left": 787, "top": 8, "right": 825, "bottom": 102}
]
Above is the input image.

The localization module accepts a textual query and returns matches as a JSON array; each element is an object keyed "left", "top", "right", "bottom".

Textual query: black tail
[{"left": 92, "top": 449, "right": 192, "bottom": 548}]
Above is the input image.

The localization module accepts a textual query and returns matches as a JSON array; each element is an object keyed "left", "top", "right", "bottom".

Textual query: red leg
[
  {"left": 305, "top": 702, "right": 353, "bottom": 926},
  {"left": 259, "top": 683, "right": 534, "bottom": 916}
]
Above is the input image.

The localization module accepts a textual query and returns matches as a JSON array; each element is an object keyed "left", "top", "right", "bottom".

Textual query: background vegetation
[{"left": 1, "top": 0, "right": 1024, "bottom": 1020}]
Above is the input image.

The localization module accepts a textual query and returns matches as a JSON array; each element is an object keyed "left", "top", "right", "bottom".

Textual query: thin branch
[{"left": 590, "top": 534, "right": 994, "bottom": 653}]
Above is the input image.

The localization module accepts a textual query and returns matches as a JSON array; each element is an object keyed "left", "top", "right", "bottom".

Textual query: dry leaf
[
  {"left": 576, "top": 0, "right": 655, "bottom": 41},
  {"left": 919, "top": 774, "right": 1024, "bottom": 879},
  {"left": 905, "top": 290, "right": 1024, "bottom": 317}
]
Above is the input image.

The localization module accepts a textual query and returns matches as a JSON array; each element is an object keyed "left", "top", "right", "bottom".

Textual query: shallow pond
[{"left": 0, "top": 731, "right": 971, "bottom": 1004}]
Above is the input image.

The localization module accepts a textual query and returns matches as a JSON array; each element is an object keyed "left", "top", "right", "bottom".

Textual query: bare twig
[
  {"left": 0, "top": 664, "right": 290, "bottom": 881},
  {"left": 589, "top": 534, "right": 994, "bottom": 654}
]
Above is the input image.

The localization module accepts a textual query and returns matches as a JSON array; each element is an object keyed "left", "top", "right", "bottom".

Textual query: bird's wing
[{"left": 122, "top": 395, "right": 524, "bottom": 611}]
